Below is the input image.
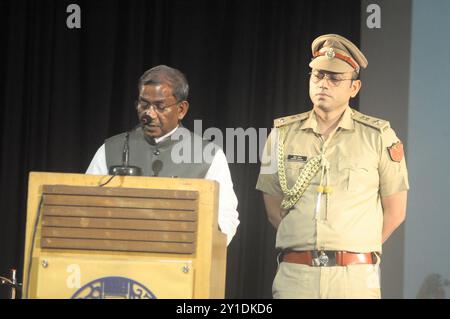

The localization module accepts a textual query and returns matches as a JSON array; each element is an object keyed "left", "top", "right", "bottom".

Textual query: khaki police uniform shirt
[{"left": 256, "top": 107, "right": 409, "bottom": 253}]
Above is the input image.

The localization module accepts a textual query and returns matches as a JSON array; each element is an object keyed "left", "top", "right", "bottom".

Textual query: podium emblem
[{"left": 71, "top": 276, "right": 156, "bottom": 299}]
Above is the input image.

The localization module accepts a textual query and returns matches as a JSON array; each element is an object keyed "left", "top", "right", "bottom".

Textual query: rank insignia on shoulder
[
  {"left": 388, "top": 141, "right": 404, "bottom": 162},
  {"left": 287, "top": 155, "right": 308, "bottom": 162},
  {"left": 274, "top": 111, "right": 310, "bottom": 128}
]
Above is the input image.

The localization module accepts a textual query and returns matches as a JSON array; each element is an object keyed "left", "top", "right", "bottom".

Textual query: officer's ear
[
  {"left": 350, "top": 79, "right": 361, "bottom": 98},
  {"left": 177, "top": 101, "right": 189, "bottom": 121}
]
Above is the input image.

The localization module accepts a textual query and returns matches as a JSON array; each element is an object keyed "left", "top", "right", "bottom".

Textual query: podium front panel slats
[
  {"left": 41, "top": 237, "right": 195, "bottom": 254},
  {"left": 43, "top": 185, "right": 198, "bottom": 200},
  {"left": 43, "top": 205, "right": 197, "bottom": 221},
  {"left": 41, "top": 227, "right": 195, "bottom": 243},
  {"left": 42, "top": 216, "right": 196, "bottom": 231},
  {"left": 37, "top": 184, "right": 200, "bottom": 255},
  {"left": 43, "top": 194, "right": 197, "bottom": 211}
]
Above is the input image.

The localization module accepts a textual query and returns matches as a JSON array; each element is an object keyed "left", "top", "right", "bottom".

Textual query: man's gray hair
[{"left": 138, "top": 65, "right": 189, "bottom": 101}]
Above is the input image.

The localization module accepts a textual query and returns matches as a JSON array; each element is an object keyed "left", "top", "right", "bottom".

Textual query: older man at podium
[{"left": 86, "top": 65, "right": 239, "bottom": 245}]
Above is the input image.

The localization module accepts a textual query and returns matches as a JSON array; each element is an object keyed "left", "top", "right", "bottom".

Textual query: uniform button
[{"left": 153, "top": 150, "right": 160, "bottom": 156}]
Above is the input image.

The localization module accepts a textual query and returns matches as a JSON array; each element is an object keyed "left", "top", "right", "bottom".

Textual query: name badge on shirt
[{"left": 287, "top": 155, "right": 308, "bottom": 162}]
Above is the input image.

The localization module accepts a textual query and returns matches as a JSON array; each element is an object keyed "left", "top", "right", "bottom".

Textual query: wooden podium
[{"left": 22, "top": 172, "right": 227, "bottom": 299}]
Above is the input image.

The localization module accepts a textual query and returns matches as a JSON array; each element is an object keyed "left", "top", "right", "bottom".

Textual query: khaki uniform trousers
[{"left": 273, "top": 260, "right": 381, "bottom": 299}]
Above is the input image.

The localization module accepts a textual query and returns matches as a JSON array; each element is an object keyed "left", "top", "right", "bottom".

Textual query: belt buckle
[{"left": 312, "top": 250, "right": 329, "bottom": 267}]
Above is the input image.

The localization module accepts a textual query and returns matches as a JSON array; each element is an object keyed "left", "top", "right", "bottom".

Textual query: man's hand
[{"left": 263, "top": 193, "right": 283, "bottom": 229}]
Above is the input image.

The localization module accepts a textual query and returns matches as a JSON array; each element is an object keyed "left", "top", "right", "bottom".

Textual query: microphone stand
[
  {"left": 108, "top": 128, "right": 142, "bottom": 176},
  {"left": 0, "top": 269, "right": 21, "bottom": 299}
]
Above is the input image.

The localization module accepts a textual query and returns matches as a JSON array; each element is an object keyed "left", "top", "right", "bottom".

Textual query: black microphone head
[
  {"left": 140, "top": 115, "right": 152, "bottom": 126},
  {"left": 152, "top": 160, "right": 163, "bottom": 177}
]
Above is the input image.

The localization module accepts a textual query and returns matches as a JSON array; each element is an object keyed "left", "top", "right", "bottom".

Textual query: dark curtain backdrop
[{"left": 0, "top": 0, "right": 360, "bottom": 298}]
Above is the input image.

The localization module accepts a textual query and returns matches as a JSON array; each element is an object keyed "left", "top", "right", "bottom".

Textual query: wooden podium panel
[
  {"left": 34, "top": 256, "right": 195, "bottom": 299},
  {"left": 40, "top": 185, "right": 198, "bottom": 254},
  {"left": 23, "top": 172, "right": 227, "bottom": 299}
]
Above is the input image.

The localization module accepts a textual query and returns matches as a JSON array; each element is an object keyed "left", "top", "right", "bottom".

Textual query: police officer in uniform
[{"left": 256, "top": 34, "right": 409, "bottom": 298}]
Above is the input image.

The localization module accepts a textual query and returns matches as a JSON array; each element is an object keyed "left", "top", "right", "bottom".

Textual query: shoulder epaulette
[
  {"left": 274, "top": 111, "right": 310, "bottom": 128},
  {"left": 352, "top": 110, "right": 390, "bottom": 132}
]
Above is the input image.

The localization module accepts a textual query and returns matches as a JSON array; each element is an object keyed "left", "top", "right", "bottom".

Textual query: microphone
[
  {"left": 152, "top": 160, "right": 163, "bottom": 177},
  {"left": 141, "top": 114, "right": 152, "bottom": 126},
  {"left": 108, "top": 127, "right": 143, "bottom": 176},
  {"left": 123, "top": 132, "right": 130, "bottom": 166}
]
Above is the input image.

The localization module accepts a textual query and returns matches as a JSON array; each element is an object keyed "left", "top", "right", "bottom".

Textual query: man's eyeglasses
[
  {"left": 309, "top": 71, "right": 355, "bottom": 87},
  {"left": 135, "top": 99, "right": 180, "bottom": 112}
]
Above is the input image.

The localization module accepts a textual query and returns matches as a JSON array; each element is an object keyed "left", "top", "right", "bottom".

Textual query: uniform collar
[
  {"left": 300, "top": 106, "right": 354, "bottom": 132},
  {"left": 337, "top": 107, "right": 355, "bottom": 131},
  {"left": 299, "top": 109, "right": 320, "bottom": 133}
]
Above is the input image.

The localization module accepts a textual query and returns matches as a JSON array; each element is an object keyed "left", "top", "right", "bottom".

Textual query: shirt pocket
[
  {"left": 338, "top": 160, "right": 371, "bottom": 192},
  {"left": 284, "top": 162, "right": 306, "bottom": 187}
]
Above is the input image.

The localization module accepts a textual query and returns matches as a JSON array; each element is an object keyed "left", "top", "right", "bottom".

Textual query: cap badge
[{"left": 325, "top": 48, "right": 335, "bottom": 60}]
